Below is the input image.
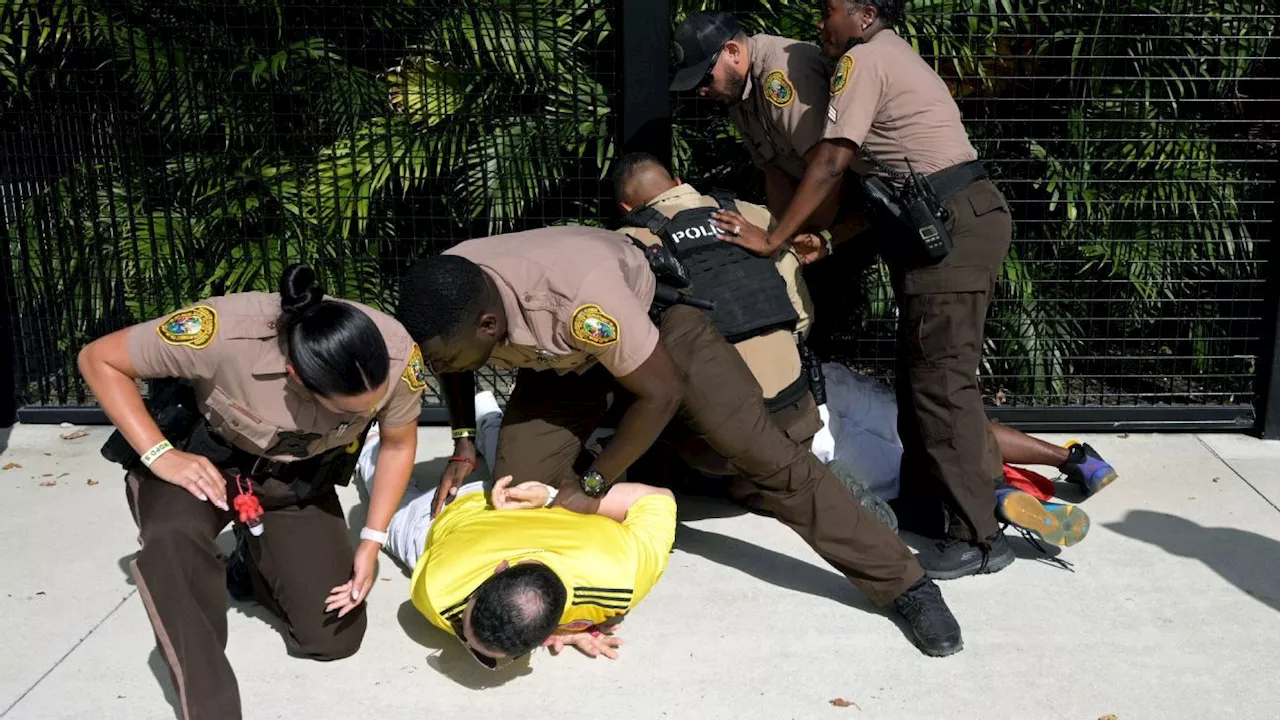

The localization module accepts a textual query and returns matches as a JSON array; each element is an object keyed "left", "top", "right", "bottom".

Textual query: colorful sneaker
[
  {"left": 995, "top": 486, "right": 1091, "bottom": 547},
  {"left": 1061, "top": 441, "right": 1119, "bottom": 496}
]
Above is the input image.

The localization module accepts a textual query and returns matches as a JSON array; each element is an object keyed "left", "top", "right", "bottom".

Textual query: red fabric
[{"left": 1002, "top": 464, "right": 1055, "bottom": 501}]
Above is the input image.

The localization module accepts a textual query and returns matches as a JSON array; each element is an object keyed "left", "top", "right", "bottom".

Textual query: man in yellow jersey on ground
[{"left": 355, "top": 426, "right": 676, "bottom": 667}]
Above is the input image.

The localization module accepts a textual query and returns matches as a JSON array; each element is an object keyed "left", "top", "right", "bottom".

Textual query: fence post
[
  {"left": 1257, "top": 159, "right": 1280, "bottom": 439},
  {"left": 617, "top": 0, "right": 672, "bottom": 167},
  {"left": 0, "top": 219, "right": 16, "bottom": 429}
]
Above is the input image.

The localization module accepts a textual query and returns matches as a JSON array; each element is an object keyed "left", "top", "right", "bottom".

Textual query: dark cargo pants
[
  {"left": 492, "top": 304, "right": 923, "bottom": 606},
  {"left": 125, "top": 467, "right": 364, "bottom": 720},
  {"left": 889, "top": 178, "right": 1012, "bottom": 542}
]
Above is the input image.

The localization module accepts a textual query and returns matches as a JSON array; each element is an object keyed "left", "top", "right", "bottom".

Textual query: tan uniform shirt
[
  {"left": 444, "top": 227, "right": 659, "bottom": 378},
  {"left": 729, "top": 34, "right": 831, "bottom": 181},
  {"left": 617, "top": 184, "right": 813, "bottom": 401},
  {"left": 824, "top": 29, "right": 978, "bottom": 176},
  {"left": 128, "top": 292, "right": 427, "bottom": 461}
]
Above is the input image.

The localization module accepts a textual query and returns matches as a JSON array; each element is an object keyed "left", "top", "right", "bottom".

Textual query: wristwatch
[{"left": 579, "top": 469, "right": 608, "bottom": 498}]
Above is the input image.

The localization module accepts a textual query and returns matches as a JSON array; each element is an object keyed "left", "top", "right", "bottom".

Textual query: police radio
[
  {"left": 857, "top": 149, "right": 953, "bottom": 262},
  {"left": 901, "top": 157, "right": 953, "bottom": 260}
]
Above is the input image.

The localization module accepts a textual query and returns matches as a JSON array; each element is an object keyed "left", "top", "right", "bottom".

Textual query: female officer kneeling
[{"left": 78, "top": 264, "right": 428, "bottom": 720}]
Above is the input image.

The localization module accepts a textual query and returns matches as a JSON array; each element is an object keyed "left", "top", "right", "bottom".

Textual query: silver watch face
[{"left": 582, "top": 470, "right": 607, "bottom": 496}]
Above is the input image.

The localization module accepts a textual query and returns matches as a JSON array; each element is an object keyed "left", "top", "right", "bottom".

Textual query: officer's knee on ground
[{"left": 290, "top": 607, "right": 367, "bottom": 661}]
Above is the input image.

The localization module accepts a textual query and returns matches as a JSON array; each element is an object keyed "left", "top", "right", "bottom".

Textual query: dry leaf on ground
[
  {"left": 829, "top": 698, "right": 859, "bottom": 709},
  {"left": 61, "top": 430, "right": 89, "bottom": 440},
  {"left": 87, "top": 479, "right": 100, "bottom": 486},
  {"left": 1099, "top": 715, "right": 1118, "bottom": 720},
  {"left": 39, "top": 481, "right": 56, "bottom": 487},
  {"left": 2, "top": 462, "right": 21, "bottom": 470}
]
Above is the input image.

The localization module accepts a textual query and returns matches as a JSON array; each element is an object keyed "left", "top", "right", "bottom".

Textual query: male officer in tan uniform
[
  {"left": 611, "top": 151, "right": 820, "bottom": 459},
  {"left": 747, "top": 0, "right": 1017, "bottom": 580},
  {"left": 669, "top": 11, "right": 871, "bottom": 249},
  {"left": 395, "top": 226, "right": 967, "bottom": 657},
  {"left": 79, "top": 283, "right": 426, "bottom": 720}
]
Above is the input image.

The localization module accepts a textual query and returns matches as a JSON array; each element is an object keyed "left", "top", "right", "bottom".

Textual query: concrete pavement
[{"left": 2, "top": 424, "right": 1278, "bottom": 719}]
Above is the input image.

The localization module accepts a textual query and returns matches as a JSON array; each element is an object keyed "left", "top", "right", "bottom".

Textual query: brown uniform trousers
[
  {"left": 889, "top": 178, "right": 1012, "bottom": 541},
  {"left": 125, "top": 466, "right": 363, "bottom": 720},
  {"left": 492, "top": 304, "right": 923, "bottom": 606}
]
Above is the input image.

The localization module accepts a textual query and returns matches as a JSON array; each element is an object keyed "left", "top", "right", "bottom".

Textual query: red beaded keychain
[{"left": 233, "top": 475, "right": 265, "bottom": 536}]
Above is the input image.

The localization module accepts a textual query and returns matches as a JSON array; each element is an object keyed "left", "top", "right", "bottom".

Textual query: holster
[
  {"left": 186, "top": 423, "right": 372, "bottom": 503},
  {"left": 100, "top": 378, "right": 202, "bottom": 470}
]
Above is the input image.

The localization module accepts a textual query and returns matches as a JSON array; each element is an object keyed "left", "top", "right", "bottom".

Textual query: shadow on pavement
[
  {"left": 673, "top": 523, "right": 878, "bottom": 613},
  {"left": 146, "top": 648, "right": 182, "bottom": 720},
  {"left": 396, "top": 600, "right": 532, "bottom": 688},
  {"left": 1106, "top": 509, "right": 1280, "bottom": 614}
]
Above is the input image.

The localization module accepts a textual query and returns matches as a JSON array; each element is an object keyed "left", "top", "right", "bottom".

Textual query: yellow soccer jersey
[{"left": 410, "top": 491, "right": 677, "bottom": 634}]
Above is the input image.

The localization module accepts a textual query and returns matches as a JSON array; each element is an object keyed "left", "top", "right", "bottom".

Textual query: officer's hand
[
  {"left": 711, "top": 209, "right": 772, "bottom": 256},
  {"left": 326, "top": 540, "right": 379, "bottom": 618},
  {"left": 149, "top": 449, "right": 229, "bottom": 511},
  {"left": 543, "top": 629, "right": 624, "bottom": 660},
  {"left": 434, "top": 438, "right": 477, "bottom": 517},
  {"left": 491, "top": 475, "right": 551, "bottom": 510},
  {"left": 549, "top": 482, "right": 602, "bottom": 516},
  {"left": 792, "top": 233, "right": 830, "bottom": 265}
]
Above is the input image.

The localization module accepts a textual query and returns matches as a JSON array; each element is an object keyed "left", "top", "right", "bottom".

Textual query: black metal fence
[{"left": 3, "top": 0, "right": 1279, "bottom": 435}]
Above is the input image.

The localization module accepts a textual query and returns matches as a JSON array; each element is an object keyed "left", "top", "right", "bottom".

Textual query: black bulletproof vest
[{"left": 622, "top": 190, "right": 799, "bottom": 344}]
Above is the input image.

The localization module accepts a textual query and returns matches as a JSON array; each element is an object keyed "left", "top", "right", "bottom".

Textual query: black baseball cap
[{"left": 669, "top": 11, "right": 742, "bottom": 92}]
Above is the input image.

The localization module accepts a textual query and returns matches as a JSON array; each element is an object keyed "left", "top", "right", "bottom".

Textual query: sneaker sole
[
  {"left": 1085, "top": 469, "right": 1119, "bottom": 496},
  {"left": 1000, "top": 492, "right": 1090, "bottom": 547}
]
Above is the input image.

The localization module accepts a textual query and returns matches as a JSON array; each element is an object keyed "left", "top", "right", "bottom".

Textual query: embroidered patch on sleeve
[
  {"left": 401, "top": 343, "right": 430, "bottom": 393},
  {"left": 157, "top": 305, "right": 218, "bottom": 349},
  {"left": 764, "top": 70, "right": 795, "bottom": 108},
  {"left": 571, "top": 304, "right": 620, "bottom": 347},
  {"left": 830, "top": 54, "right": 854, "bottom": 95}
]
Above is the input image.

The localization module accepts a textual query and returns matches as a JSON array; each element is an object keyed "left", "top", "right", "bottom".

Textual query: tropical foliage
[{"left": 3, "top": 0, "right": 1275, "bottom": 407}]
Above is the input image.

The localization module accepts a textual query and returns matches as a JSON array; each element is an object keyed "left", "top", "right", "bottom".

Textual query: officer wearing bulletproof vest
[
  {"left": 669, "top": 11, "right": 873, "bottom": 259},
  {"left": 727, "top": 0, "right": 1017, "bottom": 580},
  {"left": 611, "top": 151, "right": 823, "bottom": 488},
  {"left": 79, "top": 264, "right": 427, "bottom": 720}
]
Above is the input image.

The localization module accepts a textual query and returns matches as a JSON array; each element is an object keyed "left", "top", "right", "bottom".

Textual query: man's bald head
[{"left": 612, "top": 151, "right": 679, "bottom": 212}]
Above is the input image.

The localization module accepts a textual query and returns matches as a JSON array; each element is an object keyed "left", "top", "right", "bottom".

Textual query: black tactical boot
[
  {"left": 919, "top": 531, "right": 1016, "bottom": 581},
  {"left": 892, "top": 577, "right": 963, "bottom": 657},
  {"left": 225, "top": 526, "right": 254, "bottom": 602}
]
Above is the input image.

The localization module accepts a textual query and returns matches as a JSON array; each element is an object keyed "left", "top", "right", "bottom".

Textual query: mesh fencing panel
[{"left": 3, "top": 0, "right": 1278, "bottom": 420}]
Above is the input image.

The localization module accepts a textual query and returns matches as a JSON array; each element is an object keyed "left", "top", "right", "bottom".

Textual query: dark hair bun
[{"left": 279, "top": 263, "right": 325, "bottom": 315}]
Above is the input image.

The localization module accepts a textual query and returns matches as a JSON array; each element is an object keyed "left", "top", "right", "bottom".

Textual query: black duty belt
[
  {"left": 927, "top": 160, "right": 988, "bottom": 200},
  {"left": 223, "top": 443, "right": 341, "bottom": 481}
]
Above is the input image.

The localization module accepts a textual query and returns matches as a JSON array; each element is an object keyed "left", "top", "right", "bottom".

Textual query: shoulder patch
[
  {"left": 401, "top": 343, "right": 430, "bottom": 393},
  {"left": 571, "top": 304, "right": 620, "bottom": 347},
  {"left": 831, "top": 54, "right": 854, "bottom": 95},
  {"left": 157, "top": 305, "right": 218, "bottom": 349},
  {"left": 764, "top": 70, "right": 795, "bottom": 108}
]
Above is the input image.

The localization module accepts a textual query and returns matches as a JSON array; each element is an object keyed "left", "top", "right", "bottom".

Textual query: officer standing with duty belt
[
  {"left": 726, "top": 0, "right": 1017, "bottom": 579},
  {"left": 78, "top": 265, "right": 428, "bottom": 720}
]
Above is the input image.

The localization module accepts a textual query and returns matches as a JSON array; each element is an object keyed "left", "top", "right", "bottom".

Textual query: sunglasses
[
  {"left": 448, "top": 608, "right": 527, "bottom": 671},
  {"left": 695, "top": 49, "right": 723, "bottom": 90}
]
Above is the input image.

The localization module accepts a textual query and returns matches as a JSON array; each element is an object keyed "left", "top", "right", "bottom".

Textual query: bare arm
[
  {"left": 588, "top": 343, "right": 683, "bottom": 486},
  {"left": 78, "top": 330, "right": 228, "bottom": 508},
  {"left": 361, "top": 420, "right": 418, "bottom": 534},
  {"left": 767, "top": 139, "right": 858, "bottom": 250}
]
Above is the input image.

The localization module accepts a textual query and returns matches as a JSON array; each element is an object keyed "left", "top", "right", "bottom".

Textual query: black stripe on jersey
[
  {"left": 574, "top": 586, "right": 634, "bottom": 595},
  {"left": 571, "top": 599, "right": 631, "bottom": 611},
  {"left": 442, "top": 598, "right": 469, "bottom": 619},
  {"left": 574, "top": 592, "right": 634, "bottom": 603}
]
